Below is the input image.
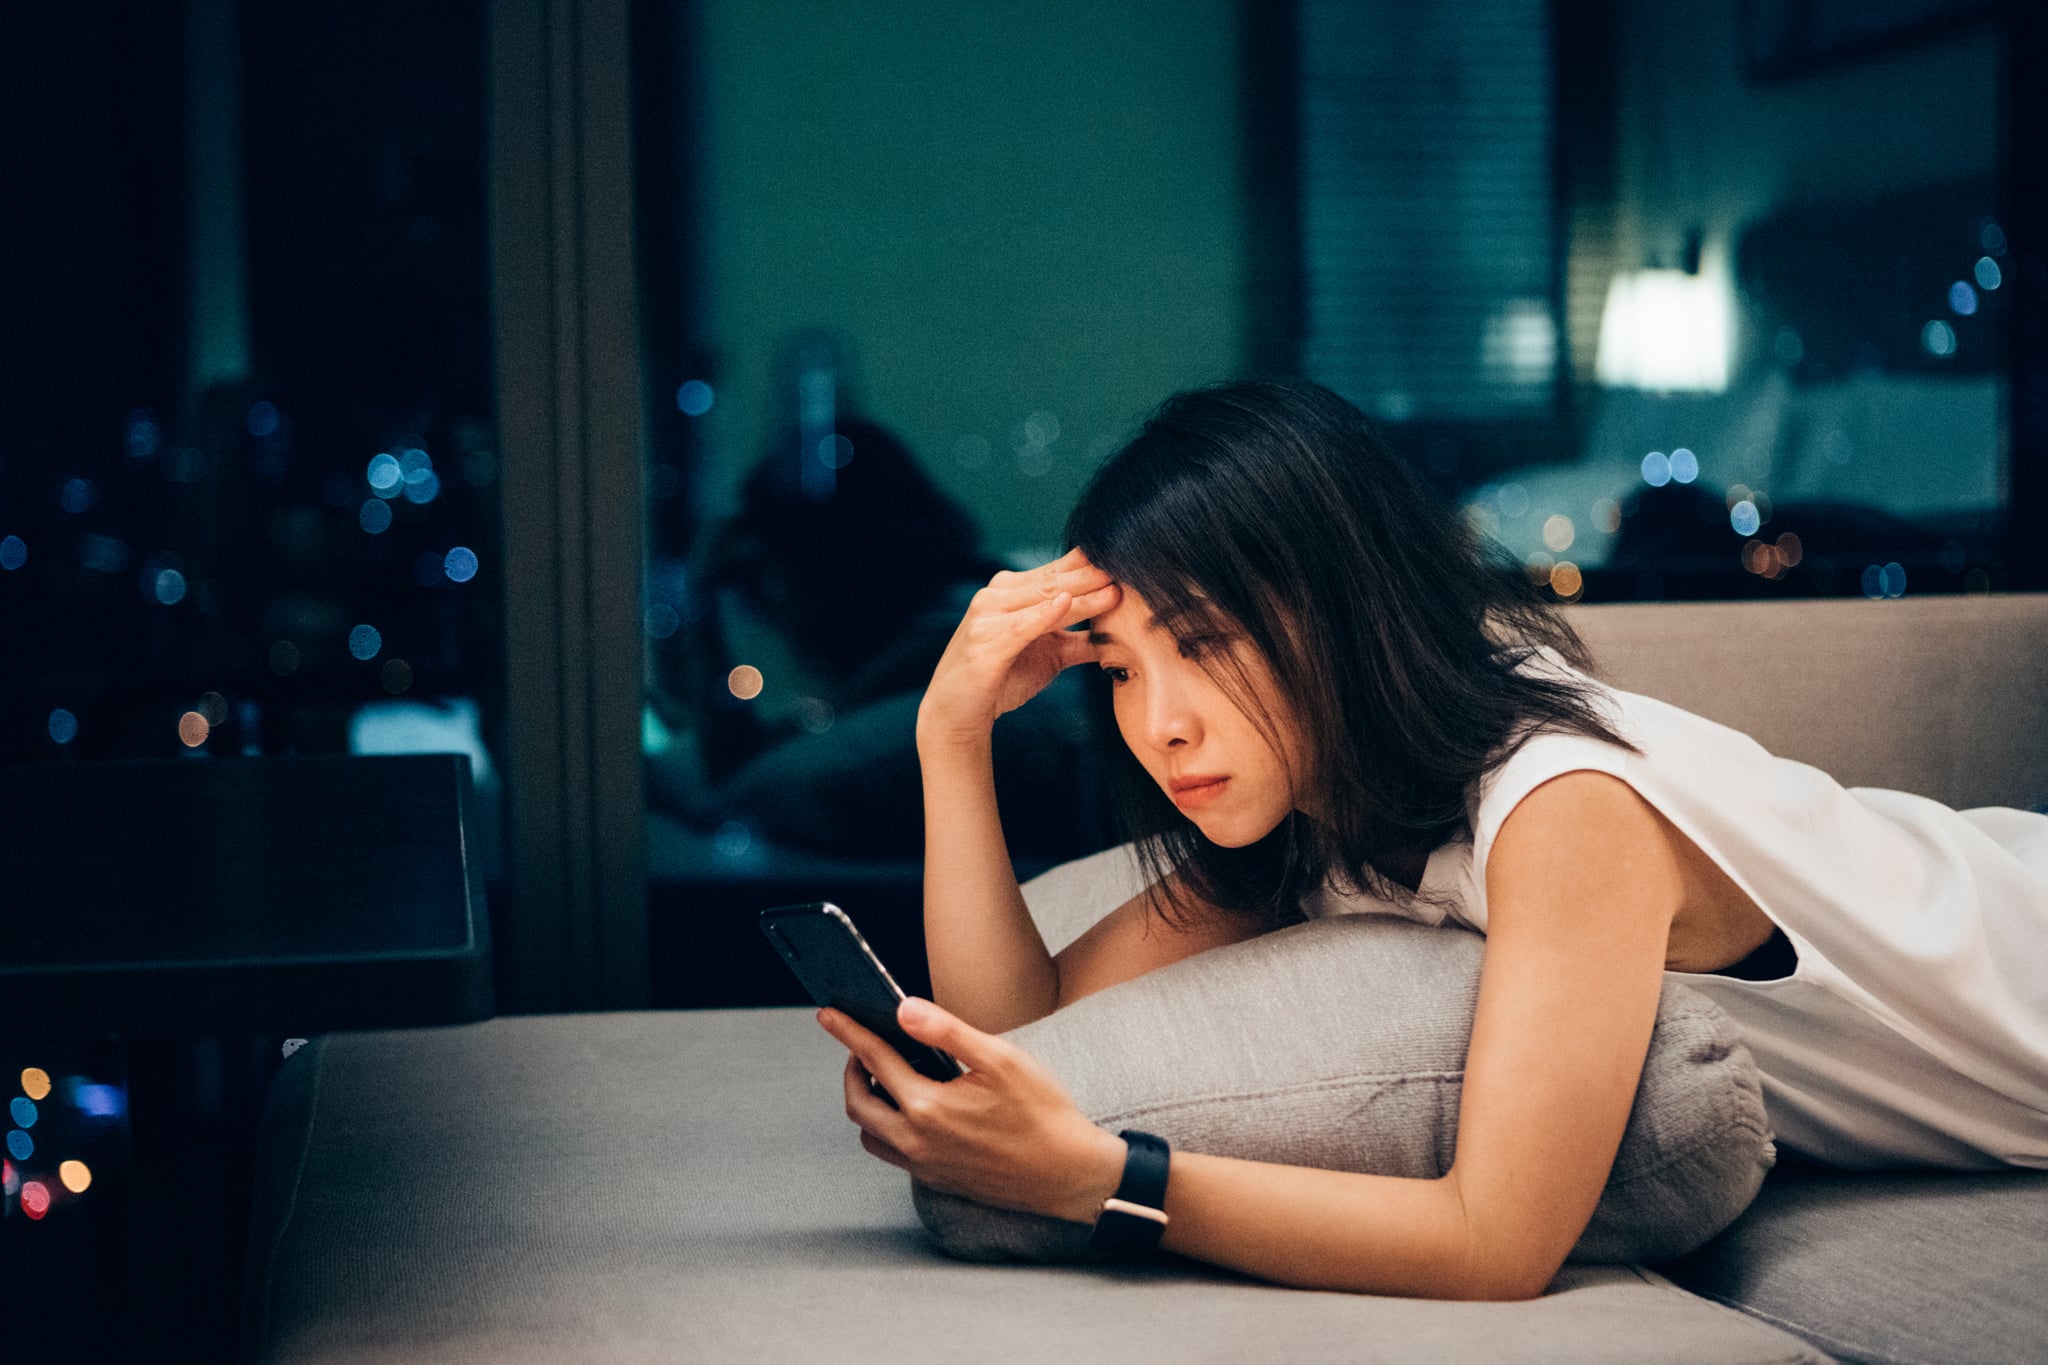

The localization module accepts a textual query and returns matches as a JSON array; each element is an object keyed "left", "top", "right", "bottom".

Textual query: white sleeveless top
[{"left": 1307, "top": 653, "right": 2048, "bottom": 1171}]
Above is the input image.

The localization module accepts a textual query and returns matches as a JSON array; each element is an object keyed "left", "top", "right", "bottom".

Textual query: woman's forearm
[
  {"left": 1057, "top": 1151, "right": 1531, "bottom": 1301},
  {"left": 918, "top": 734, "right": 1060, "bottom": 1033}
]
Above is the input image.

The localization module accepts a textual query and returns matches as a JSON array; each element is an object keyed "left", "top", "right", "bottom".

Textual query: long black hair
[{"left": 1063, "top": 379, "right": 1631, "bottom": 926}]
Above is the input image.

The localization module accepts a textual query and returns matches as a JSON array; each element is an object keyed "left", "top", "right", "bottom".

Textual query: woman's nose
[{"left": 1142, "top": 679, "right": 1201, "bottom": 751}]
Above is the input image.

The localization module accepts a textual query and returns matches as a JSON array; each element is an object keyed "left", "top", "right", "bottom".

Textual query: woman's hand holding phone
[
  {"left": 915, "top": 547, "right": 1119, "bottom": 752},
  {"left": 819, "top": 996, "right": 1125, "bottom": 1225}
]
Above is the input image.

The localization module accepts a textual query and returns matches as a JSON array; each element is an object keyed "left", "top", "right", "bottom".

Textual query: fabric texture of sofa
[{"left": 242, "top": 594, "right": 2048, "bottom": 1364}]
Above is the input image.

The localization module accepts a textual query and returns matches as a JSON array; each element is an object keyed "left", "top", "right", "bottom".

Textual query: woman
[{"left": 815, "top": 379, "right": 2048, "bottom": 1300}]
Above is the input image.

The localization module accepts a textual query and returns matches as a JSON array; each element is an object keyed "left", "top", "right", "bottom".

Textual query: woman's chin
[{"left": 1187, "top": 812, "right": 1280, "bottom": 849}]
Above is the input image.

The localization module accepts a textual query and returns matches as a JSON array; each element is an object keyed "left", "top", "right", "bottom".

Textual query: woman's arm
[
  {"left": 916, "top": 549, "right": 1120, "bottom": 1033},
  {"left": 826, "top": 769, "right": 1681, "bottom": 1299}
]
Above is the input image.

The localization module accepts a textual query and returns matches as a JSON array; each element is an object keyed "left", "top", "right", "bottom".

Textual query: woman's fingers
[
  {"left": 841, "top": 1053, "right": 917, "bottom": 1149},
  {"left": 979, "top": 560, "right": 1114, "bottom": 614},
  {"left": 820, "top": 1008, "right": 932, "bottom": 1119}
]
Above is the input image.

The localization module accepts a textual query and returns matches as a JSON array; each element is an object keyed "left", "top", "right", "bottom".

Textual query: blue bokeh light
[
  {"left": 247, "top": 401, "right": 281, "bottom": 437},
  {"left": 400, "top": 448, "right": 434, "bottom": 485},
  {"left": 444, "top": 546, "right": 479, "bottom": 583},
  {"left": 359, "top": 498, "right": 393, "bottom": 535},
  {"left": 1948, "top": 281, "right": 1978, "bottom": 316},
  {"left": 1975, "top": 256, "right": 2002, "bottom": 291},
  {"left": 60, "top": 477, "right": 96, "bottom": 514},
  {"left": 1669, "top": 448, "right": 1698, "bottom": 484},
  {"left": 0, "top": 536, "right": 25, "bottom": 571},
  {"left": 154, "top": 569, "right": 188, "bottom": 606},
  {"left": 401, "top": 470, "right": 441, "bottom": 505},
  {"left": 73, "top": 1083, "right": 124, "bottom": 1119},
  {"left": 1640, "top": 451, "right": 1671, "bottom": 487},
  {"left": 126, "top": 409, "right": 162, "bottom": 461},
  {"left": 9, "top": 1098, "right": 35, "bottom": 1129},
  {"left": 1729, "top": 501, "right": 1760, "bottom": 536},
  {"left": 366, "top": 453, "right": 403, "bottom": 493},
  {"left": 675, "top": 379, "right": 714, "bottom": 416},
  {"left": 349, "top": 624, "right": 383, "bottom": 661},
  {"left": 5, "top": 1130, "right": 30, "bottom": 1160},
  {"left": 47, "top": 709, "right": 78, "bottom": 745}
]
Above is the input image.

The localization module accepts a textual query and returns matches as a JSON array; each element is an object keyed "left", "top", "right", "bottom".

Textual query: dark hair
[{"left": 1063, "top": 379, "right": 1631, "bottom": 927}]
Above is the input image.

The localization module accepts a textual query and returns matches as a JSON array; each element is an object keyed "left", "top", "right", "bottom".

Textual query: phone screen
[{"left": 760, "top": 903, "right": 964, "bottom": 1081}]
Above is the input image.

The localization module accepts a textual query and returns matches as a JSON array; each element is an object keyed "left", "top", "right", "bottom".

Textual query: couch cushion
[
  {"left": 1658, "top": 1158, "right": 2048, "bottom": 1365},
  {"left": 244, "top": 1008, "right": 1824, "bottom": 1364},
  {"left": 915, "top": 914, "right": 1775, "bottom": 1267}
]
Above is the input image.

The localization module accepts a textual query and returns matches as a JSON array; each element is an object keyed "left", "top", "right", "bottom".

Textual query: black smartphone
[{"left": 759, "top": 902, "right": 965, "bottom": 1082}]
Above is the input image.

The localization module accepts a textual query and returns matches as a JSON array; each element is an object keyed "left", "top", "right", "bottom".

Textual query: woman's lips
[{"left": 1169, "top": 776, "right": 1230, "bottom": 809}]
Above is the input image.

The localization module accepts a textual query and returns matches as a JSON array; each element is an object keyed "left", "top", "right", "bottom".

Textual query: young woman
[{"left": 815, "top": 379, "right": 2048, "bottom": 1300}]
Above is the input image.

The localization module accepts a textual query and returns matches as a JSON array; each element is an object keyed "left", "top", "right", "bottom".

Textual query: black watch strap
[{"left": 1089, "top": 1129, "right": 1171, "bottom": 1255}]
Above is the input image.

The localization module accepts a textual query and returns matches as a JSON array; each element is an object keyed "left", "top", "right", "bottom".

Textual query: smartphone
[{"left": 759, "top": 902, "right": 965, "bottom": 1082}]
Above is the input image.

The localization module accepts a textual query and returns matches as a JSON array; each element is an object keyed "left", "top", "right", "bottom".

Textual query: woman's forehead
[{"left": 1087, "top": 581, "right": 1226, "bottom": 642}]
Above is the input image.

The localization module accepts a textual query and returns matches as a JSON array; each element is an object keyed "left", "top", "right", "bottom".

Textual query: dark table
[{"left": 0, "top": 752, "right": 495, "bottom": 1363}]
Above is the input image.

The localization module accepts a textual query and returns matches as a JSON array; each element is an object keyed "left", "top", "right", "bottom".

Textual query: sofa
[{"left": 241, "top": 594, "right": 2048, "bottom": 1364}]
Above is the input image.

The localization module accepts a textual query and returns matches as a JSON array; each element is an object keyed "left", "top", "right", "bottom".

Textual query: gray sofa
[{"left": 242, "top": 595, "right": 2048, "bottom": 1364}]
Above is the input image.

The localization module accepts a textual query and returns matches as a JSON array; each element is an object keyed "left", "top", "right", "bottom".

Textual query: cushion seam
[
  {"left": 249, "top": 1039, "right": 326, "bottom": 1360},
  {"left": 1682, "top": 1285, "right": 1909, "bottom": 1365},
  {"left": 1624, "top": 1268, "right": 1838, "bottom": 1365},
  {"left": 1090, "top": 1069, "right": 1464, "bottom": 1124}
]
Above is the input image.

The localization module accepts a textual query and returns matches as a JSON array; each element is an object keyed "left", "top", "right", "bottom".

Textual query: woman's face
[{"left": 1086, "top": 584, "right": 1308, "bottom": 847}]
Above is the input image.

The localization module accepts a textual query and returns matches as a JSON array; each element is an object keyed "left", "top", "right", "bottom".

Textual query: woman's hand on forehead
[{"left": 917, "top": 548, "right": 1121, "bottom": 744}]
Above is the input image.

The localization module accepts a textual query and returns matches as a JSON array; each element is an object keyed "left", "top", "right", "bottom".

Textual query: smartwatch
[{"left": 1089, "top": 1129, "right": 1171, "bottom": 1255}]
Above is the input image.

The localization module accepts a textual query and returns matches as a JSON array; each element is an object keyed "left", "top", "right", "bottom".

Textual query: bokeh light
[
  {"left": 198, "top": 691, "right": 228, "bottom": 726},
  {"left": 366, "top": 453, "right": 403, "bottom": 493},
  {"left": 1640, "top": 451, "right": 1671, "bottom": 487},
  {"left": 443, "top": 546, "right": 478, "bottom": 583},
  {"left": 1590, "top": 498, "right": 1622, "bottom": 534},
  {"left": 1730, "top": 501, "right": 1761, "bottom": 536},
  {"left": 126, "top": 409, "right": 162, "bottom": 460},
  {"left": 1948, "top": 281, "right": 1978, "bottom": 316},
  {"left": 1921, "top": 320, "right": 1956, "bottom": 357},
  {"left": 715, "top": 821, "right": 753, "bottom": 858},
  {"left": 381, "top": 659, "right": 414, "bottom": 694},
  {"left": 1975, "top": 256, "right": 2002, "bottom": 291},
  {"left": 401, "top": 470, "right": 442, "bottom": 505},
  {"left": 1980, "top": 219, "right": 2006, "bottom": 254},
  {"left": 1774, "top": 532, "right": 1803, "bottom": 567},
  {"left": 47, "top": 709, "right": 78, "bottom": 745},
  {"left": 349, "top": 624, "right": 383, "bottom": 661},
  {"left": 675, "top": 379, "right": 715, "bottom": 416},
  {"left": 1669, "top": 448, "right": 1699, "bottom": 484},
  {"left": 1548, "top": 561, "right": 1583, "bottom": 600},
  {"left": 154, "top": 569, "right": 188, "bottom": 605},
  {"left": 247, "top": 401, "right": 281, "bottom": 437},
  {"left": 819, "top": 433, "right": 855, "bottom": 469},
  {"left": 1494, "top": 483, "right": 1530, "bottom": 518},
  {"left": 1541, "top": 515, "right": 1574, "bottom": 552},
  {"left": 21, "top": 1180, "right": 49, "bottom": 1219},
  {"left": 60, "top": 477, "right": 96, "bottom": 514},
  {"left": 1, "top": 1158, "right": 14, "bottom": 1198},
  {"left": 1523, "top": 551, "right": 1554, "bottom": 584},
  {"left": 0, "top": 535, "right": 26, "bottom": 571},
  {"left": 359, "top": 498, "right": 393, "bottom": 534},
  {"left": 178, "top": 711, "right": 211, "bottom": 747},
  {"left": 59, "top": 1160, "right": 91, "bottom": 1194},
  {"left": 10, "top": 1097, "right": 36, "bottom": 1128},
  {"left": 644, "top": 604, "right": 680, "bottom": 639},
  {"left": 20, "top": 1069, "right": 51, "bottom": 1101},
  {"left": 797, "top": 697, "right": 836, "bottom": 735},
  {"left": 270, "top": 640, "right": 301, "bottom": 676},
  {"left": 7, "top": 1129, "right": 33, "bottom": 1160},
  {"left": 727, "top": 665, "right": 765, "bottom": 701}
]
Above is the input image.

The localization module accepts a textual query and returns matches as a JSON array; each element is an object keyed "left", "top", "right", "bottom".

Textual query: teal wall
[{"left": 692, "top": 0, "right": 1251, "bottom": 557}]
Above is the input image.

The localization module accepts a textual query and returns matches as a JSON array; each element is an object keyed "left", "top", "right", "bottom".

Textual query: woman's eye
[{"left": 1099, "top": 665, "right": 1130, "bottom": 685}]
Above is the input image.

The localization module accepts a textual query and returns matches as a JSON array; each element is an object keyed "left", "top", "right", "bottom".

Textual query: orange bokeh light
[{"left": 178, "top": 711, "right": 211, "bottom": 747}]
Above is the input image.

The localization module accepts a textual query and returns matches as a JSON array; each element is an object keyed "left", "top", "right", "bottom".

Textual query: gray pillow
[{"left": 913, "top": 913, "right": 1775, "bottom": 1266}]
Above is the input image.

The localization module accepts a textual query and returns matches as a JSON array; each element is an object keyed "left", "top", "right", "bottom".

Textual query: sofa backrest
[{"left": 1568, "top": 594, "right": 2048, "bottom": 812}]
